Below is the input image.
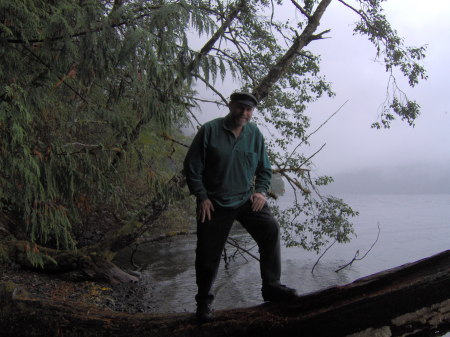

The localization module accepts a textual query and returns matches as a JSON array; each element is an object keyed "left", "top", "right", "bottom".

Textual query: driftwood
[{"left": 1, "top": 250, "right": 450, "bottom": 337}]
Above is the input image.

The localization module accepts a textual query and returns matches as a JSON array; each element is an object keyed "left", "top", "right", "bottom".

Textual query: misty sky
[
  {"left": 302, "top": 0, "right": 450, "bottom": 193},
  {"left": 192, "top": 1, "right": 450, "bottom": 194}
]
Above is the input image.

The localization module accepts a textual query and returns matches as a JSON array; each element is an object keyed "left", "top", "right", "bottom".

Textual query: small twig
[
  {"left": 335, "top": 223, "right": 381, "bottom": 272},
  {"left": 311, "top": 240, "right": 337, "bottom": 274},
  {"left": 283, "top": 101, "right": 348, "bottom": 168},
  {"left": 291, "top": 0, "right": 312, "bottom": 20},
  {"left": 225, "top": 239, "right": 260, "bottom": 262},
  {"left": 161, "top": 133, "right": 189, "bottom": 148}
]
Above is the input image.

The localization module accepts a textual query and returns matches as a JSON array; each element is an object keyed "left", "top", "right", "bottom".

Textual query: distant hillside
[{"left": 322, "top": 164, "right": 450, "bottom": 194}]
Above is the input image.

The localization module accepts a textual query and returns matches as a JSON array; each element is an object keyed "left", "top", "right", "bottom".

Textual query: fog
[
  {"left": 191, "top": 1, "right": 450, "bottom": 194},
  {"left": 285, "top": 0, "right": 450, "bottom": 194}
]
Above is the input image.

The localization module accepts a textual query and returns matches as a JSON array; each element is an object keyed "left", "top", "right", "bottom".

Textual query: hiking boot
[
  {"left": 262, "top": 284, "right": 298, "bottom": 302},
  {"left": 196, "top": 301, "right": 213, "bottom": 323}
]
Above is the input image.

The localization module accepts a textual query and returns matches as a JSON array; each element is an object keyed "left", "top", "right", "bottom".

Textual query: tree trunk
[
  {"left": 1, "top": 250, "right": 450, "bottom": 337},
  {"left": 5, "top": 239, "right": 139, "bottom": 284}
]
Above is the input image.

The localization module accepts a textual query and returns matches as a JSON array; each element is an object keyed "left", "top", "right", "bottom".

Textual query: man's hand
[
  {"left": 198, "top": 199, "right": 215, "bottom": 223},
  {"left": 250, "top": 192, "right": 266, "bottom": 212}
]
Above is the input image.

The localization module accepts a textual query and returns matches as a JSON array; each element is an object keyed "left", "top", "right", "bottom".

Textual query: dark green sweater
[{"left": 183, "top": 117, "right": 272, "bottom": 208}]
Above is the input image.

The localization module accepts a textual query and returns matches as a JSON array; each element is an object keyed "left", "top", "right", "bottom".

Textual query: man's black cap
[{"left": 230, "top": 92, "right": 258, "bottom": 108}]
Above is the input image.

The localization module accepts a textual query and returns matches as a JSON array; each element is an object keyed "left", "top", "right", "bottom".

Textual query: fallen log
[{"left": 1, "top": 250, "right": 450, "bottom": 337}]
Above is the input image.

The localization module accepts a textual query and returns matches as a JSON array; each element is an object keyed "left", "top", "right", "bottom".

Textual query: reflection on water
[{"left": 117, "top": 193, "right": 450, "bottom": 337}]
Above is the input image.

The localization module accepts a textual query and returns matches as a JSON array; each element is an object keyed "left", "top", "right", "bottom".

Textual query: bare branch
[
  {"left": 272, "top": 166, "right": 310, "bottom": 175},
  {"left": 194, "top": 73, "right": 229, "bottom": 105},
  {"left": 311, "top": 240, "right": 337, "bottom": 273},
  {"left": 291, "top": 0, "right": 312, "bottom": 20},
  {"left": 299, "top": 143, "right": 326, "bottom": 168},
  {"left": 273, "top": 160, "right": 312, "bottom": 194},
  {"left": 226, "top": 239, "right": 260, "bottom": 262},
  {"left": 253, "top": 0, "right": 332, "bottom": 100},
  {"left": 184, "top": 95, "right": 226, "bottom": 107},
  {"left": 281, "top": 101, "right": 348, "bottom": 173},
  {"left": 307, "top": 101, "right": 348, "bottom": 141},
  {"left": 335, "top": 223, "right": 381, "bottom": 272},
  {"left": 310, "top": 29, "right": 332, "bottom": 41},
  {"left": 338, "top": 0, "right": 371, "bottom": 24}
]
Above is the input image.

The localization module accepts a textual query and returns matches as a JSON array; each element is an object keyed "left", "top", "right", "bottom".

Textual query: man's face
[{"left": 229, "top": 102, "right": 254, "bottom": 127}]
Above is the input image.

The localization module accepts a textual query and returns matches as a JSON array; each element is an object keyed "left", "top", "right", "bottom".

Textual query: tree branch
[
  {"left": 188, "top": 0, "right": 246, "bottom": 73},
  {"left": 253, "top": 0, "right": 332, "bottom": 100},
  {"left": 291, "top": 0, "right": 312, "bottom": 20},
  {"left": 161, "top": 134, "right": 189, "bottom": 148},
  {"left": 194, "top": 74, "right": 229, "bottom": 105},
  {"left": 338, "top": 0, "right": 371, "bottom": 25},
  {"left": 5, "top": 3, "right": 168, "bottom": 44},
  {"left": 226, "top": 238, "right": 260, "bottom": 262},
  {"left": 211, "top": 48, "right": 257, "bottom": 84},
  {"left": 335, "top": 223, "right": 381, "bottom": 272},
  {"left": 311, "top": 240, "right": 337, "bottom": 274}
]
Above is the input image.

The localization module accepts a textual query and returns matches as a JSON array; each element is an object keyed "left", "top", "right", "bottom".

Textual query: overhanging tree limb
[
  {"left": 253, "top": 0, "right": 332, "bottom": 100},
  {"left": 188, "top": 0, "right": 247, "bottom": 74}
]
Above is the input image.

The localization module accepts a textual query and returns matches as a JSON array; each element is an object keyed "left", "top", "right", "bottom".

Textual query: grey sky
[
  {"left": 192, "top": 1, "right": 450, "bottom": 193},
  {"left": 302, "top": 1, "right": 450, "bottom": 183}
]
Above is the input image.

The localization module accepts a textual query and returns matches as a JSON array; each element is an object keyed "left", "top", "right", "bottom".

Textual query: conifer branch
[
  {"left": 6, "top": 6, "right": 163, "bottom": 44},
  {"left": 194, "top": 74, "right": 229, "bottom": 105},
  {"left": 212, "top": 48, "right": 257, "bottom": 83},
  {"left": 187, "top": 0, "right": 246, "bottom": 74},
  {"left": 18, "top": 45, "right": 88, "bottom": 104}
]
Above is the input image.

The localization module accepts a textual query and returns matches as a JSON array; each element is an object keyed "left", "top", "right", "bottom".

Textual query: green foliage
[
  {"left": 272, "top": 195, "right": 358, "bottom": 252},
  {"left": 26, "top": 246, "right": 58, "bottom": 269},
  {"left": 0, "top": 0, "right": 427, "bottom": 259},
  {"left": 371, "top": 97, "right": 421, "bottom": 129},
  {"left": 0, "top": 0, "right": 202, "bottom": 253},
  {"left": 186, "top": 0, "right": 425, "bottom": 251},
  {"left": 353, "top": 0, "right": 427, "bottom": 128}
]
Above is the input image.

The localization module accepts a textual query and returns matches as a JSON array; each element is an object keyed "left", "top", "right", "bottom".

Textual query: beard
[{"left": 233, "top": 114, "right": 250, "bottom": 127}]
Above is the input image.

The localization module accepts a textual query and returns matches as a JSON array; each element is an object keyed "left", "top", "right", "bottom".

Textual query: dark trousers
[{"left": 195, "top": 200, "right": 281, "bottom": 303}]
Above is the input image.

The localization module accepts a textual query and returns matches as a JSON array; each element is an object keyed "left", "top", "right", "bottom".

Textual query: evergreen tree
[{"left": 0, "top": 0, "right": 426, "bottom": 271}]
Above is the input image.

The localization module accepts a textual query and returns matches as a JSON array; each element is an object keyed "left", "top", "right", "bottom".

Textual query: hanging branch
[
  {"left": 194, "top": 74, "right": 229, "bottom": 105},
  {"left": 311, "top": 240, "right": 337, "bottom": 274},
  {"left": 225, "top": 238, "right": 260, "bottom": 262},
  {"left": 335, "top": 223, "right": 381, "bottom": 273}
]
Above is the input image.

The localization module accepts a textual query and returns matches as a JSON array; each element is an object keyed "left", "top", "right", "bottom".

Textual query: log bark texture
[{"left": 1, "top": 250, "right": 450, "bottom": 337}]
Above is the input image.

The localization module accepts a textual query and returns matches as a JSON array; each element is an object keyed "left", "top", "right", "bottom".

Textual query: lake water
[{"left": 126, "top": 193, "right": 450, "bottom": 331}]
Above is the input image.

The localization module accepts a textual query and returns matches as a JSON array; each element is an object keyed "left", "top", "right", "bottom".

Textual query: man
[{"left": 183, "top": 92, "right": 297, "bottom": 323}]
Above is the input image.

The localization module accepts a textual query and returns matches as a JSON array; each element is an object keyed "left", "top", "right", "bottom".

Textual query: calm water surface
[{"left": 125, "top": 193, "right": 450, "bottom": 324}]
